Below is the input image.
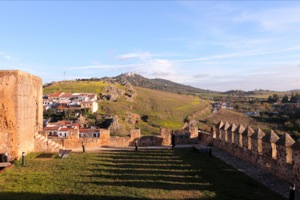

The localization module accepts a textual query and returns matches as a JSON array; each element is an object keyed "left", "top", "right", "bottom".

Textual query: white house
[{"left": 80, "top": 101, "right": 98, "bottom": 113}]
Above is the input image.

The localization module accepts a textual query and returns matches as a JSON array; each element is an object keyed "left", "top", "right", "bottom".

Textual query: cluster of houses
[
  {"left": 43, "top": 92, "right": 98, "bottom": 113},
  {"left": 43, "top": 92, "right": 101, "bottom": 139},
  {"left": 44, "top": 120, "right": 101, "bottom": 139},
  {"left": 212, "top": 101, "right": 233, "bottom": 111}
]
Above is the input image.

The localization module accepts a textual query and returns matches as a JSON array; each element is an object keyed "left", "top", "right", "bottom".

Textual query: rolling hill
[
  {"left": 43, "top": 80, "right": 211, "bottom": 135},
  {"left": 100, "top": 72, "right": 215, "bottom": 94}
]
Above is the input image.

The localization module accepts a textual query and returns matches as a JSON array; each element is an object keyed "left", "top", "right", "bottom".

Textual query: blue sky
[{"left": 0, "top": 1, "right": 300, "bottom": 91}]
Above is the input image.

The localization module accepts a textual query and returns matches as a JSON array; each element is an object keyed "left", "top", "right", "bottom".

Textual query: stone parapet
[{"left": 200, "top": 120, "right": 300, "bottom": 187}]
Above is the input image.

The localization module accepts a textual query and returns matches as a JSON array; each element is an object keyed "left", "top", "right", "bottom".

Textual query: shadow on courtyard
[
  {"left": 80, "top": 148, "right": 286, "bottom": 200},
  {"left": 0, "top": 192, "right": 203, "bottom": 200}
]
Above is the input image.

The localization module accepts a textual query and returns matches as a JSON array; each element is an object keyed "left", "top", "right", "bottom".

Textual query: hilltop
[
  {"left": 74, "top": 72, "right": 215, "bottom": 95},
  {"left": 43, "top": 80, "right": 211, "bottom": 135}
]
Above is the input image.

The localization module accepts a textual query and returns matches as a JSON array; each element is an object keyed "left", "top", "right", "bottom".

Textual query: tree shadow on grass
[
  {"left": 89, "top": 168, "right": 200, "bottom": 177},
  {"left": 85, "top": 148, "right": 286, "bottom": 200},
  {"left": 0, "top": 192, "right": 206, "bottom": 200}
]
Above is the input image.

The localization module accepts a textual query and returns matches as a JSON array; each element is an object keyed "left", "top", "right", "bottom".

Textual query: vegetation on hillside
[
  {"left": 43, "top": 81, "right": 211, "bottom": 135},
  {"left": 43, "top": 81, "right": 116, "bottom": 94}
]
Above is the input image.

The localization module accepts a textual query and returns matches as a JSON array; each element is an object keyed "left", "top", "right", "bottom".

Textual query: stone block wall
[
  {"left": 160, "top": 127, "right": 171, "bottom": 145},
  {"left": 200, "top": 120, "right": 300, "bottom": 187},
  {"left": 60, "top": 129, "right": 110, "bottom": 149},
  {"left": 0, "top": 70, "right": 42, "bottom": 160}
]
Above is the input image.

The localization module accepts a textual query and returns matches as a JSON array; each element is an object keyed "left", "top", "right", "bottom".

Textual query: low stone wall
[
  {"left": 200, "top": 120, "right": 300, "bottom": 187},
  {"left": 35, "top": 125, "right": 202, "bottom": 152},
  {"left": 63, "top": 129, "right": 110, "bottom": 148}
]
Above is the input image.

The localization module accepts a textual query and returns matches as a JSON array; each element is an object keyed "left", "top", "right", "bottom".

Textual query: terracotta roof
[
  {"left": 48, "top": 92, "right": 64, "bottom": 98},
  {"left": 251, "top": 128, "right": 265, "bottom": 140},
  {"left": 234, "top": 124, "right": 245, "bottom": 134},
  {"left": 262, "top": 130, "right": 279, "bottom": 143},
  {"left": 242, "top": 126, "right": 254, "bottom": 137},
  {"left": 79, "top": 129, "right": 99, "bottom": 133},
  {"left": 275, "top": 132, "right": 295, "bottom": 147},
  {"left": 60, "top": 93, "right": 72, "bottom": 98},
  {"left": 59, "top": 127, "right": 75, "bottom": 131},
  {"left": 44, "top": 126, "right": 60, "bottom": 131}
]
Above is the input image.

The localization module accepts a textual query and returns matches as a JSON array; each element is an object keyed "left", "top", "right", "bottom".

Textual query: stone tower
[{"left": 0, "top": 70, "right": 42, "bottom": 160}]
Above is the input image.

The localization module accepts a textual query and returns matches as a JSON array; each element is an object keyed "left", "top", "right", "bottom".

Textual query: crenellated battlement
[{"left": 206, "top": 120, "right": 300, "bottom": 187}]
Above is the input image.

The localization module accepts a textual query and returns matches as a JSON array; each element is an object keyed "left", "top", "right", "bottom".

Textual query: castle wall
[
  {"left": 0, "top": 70, "right": 42, "bottom": 160},
  {"left": 200, "top": 121, "right": 300, "bottom": 187}
]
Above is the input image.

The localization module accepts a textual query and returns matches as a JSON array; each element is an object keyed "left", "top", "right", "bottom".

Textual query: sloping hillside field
[{"left": 44, "top": 81, "right": 211, "bottom": 134}]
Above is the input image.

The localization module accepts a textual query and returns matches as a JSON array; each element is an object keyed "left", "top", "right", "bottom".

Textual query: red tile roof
[
  {"left": 48, "top": 92, "right": 64, "bottom": 98},
  {"left": 44, "top": 126, "right": 60, "bottom": 131},
  {"left": 60, "top": 93, "right": 72, "bottom": 98}
]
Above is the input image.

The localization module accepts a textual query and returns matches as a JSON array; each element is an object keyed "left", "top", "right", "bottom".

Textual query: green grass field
[{"left": 0, "top": 149, "right": 285, "bottom": 200}]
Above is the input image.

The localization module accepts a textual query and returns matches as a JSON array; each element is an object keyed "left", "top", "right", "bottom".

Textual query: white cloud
[
  {"left": 0, "top": 52, "right": 12, "bottom": 61},
  {"left": 68, "top": 63, "right": 146, "bottom": 70},
  {"left": 237, "top": 6, "right": 300, "bottom": 31},
  {"left": 116, "top": 51, "right": 152, "bottom": 60}
]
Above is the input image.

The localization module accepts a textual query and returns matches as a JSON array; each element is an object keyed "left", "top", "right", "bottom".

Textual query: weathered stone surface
[
  {"left": 125, "top": 112, "right": 141, "bottom": 125},
  {"left": 202, "top": 121, "right": 300, "bottom": 189},
  {"left": 0, "top": 70, "right": 42, "bottom": 159},
  {"left": 242, "top": 125, "right": 254, "bottom": 137},
  {"left": 262, "top": 130, "right": 280, "bottom": 143},
  {"left": 276, "top": 132, "right": 295, "bottom": 147},
  {"left": 160, "top": 127, "right": 171, "bottom": 145},
  {"left": 100, "top": 84, "right": 125, "bottom": 101},
  {"left": 251, "top": 128, "right": 265, "bottom": 140}
]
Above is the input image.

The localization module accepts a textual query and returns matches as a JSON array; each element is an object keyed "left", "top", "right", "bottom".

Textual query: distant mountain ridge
[{"left": 101, "top": 73, "right": 212, "bottom": 94}]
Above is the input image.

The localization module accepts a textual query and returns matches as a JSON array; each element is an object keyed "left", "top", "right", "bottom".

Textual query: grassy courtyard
[{"left": 0, "top": 148, "right": 285, "bottom": 200}]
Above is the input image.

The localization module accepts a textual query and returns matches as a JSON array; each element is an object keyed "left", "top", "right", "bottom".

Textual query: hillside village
[
  {"left": 43, "top": 92, "right": 98, "bottom": 113},
  {"left": 42, "top": 92, "right": 101, "bottom": 139}
]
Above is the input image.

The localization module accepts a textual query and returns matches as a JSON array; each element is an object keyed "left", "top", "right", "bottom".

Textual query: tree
[
  {"left": 282, "top": 95, "right": 289, "bottom": 103},
  {"left": 268, "top": 94, "right": 279, "bottom": 103}
]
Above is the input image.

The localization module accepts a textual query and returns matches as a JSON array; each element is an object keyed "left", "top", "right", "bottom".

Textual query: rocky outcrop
[
  {"left": 109, "top": 116, "right": 127, "bottom": 136},
  {"left": 100, "top": 82, "right": 136, "bottom": 102},
  {"left": 125, "top": 112, "right": 140, "bottom": 125},
  {"left": 124, "top": 82, "right": 137, "bottom": 101},
  {"left": 100, "top": 84, "right": 125, "bottom": 102}
]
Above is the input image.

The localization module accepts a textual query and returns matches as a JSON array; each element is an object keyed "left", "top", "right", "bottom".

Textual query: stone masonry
[
  {"left": 0, "top": 70, "right": 42, "bottom": 160},
  {"left": 200, "top": 120, "right": 300, "bottom": 188}
]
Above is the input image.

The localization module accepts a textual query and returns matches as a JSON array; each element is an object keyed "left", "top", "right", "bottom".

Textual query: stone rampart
[
  {"left": 201, "top": 120, "right": 300, "bottom": 187},
  {"left": 0, "top": 70, "right": 42, "bottom": 160}
]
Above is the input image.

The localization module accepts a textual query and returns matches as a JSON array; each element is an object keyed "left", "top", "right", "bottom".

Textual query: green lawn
[{"left": 0, "top": 148, "right": 285, "bottom": 200}]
